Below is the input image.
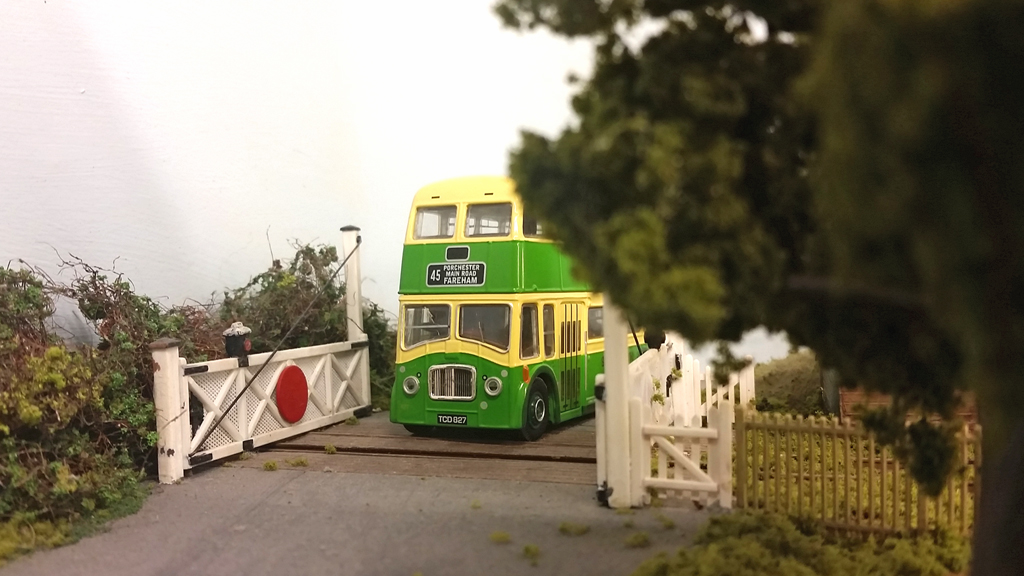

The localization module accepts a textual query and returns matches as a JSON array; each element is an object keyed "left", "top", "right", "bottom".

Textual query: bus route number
[{"left": 426, "top": 262, "right": 485, "bottom": 287}]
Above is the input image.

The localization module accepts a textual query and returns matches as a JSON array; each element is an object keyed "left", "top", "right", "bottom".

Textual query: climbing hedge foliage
[{"left": 0, "top": 244, "right": 396, "bottom": 563}]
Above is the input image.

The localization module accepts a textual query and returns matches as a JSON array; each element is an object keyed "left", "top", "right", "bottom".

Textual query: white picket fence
[
  {"left": 151, "top": 226, "right": 370, "bottom": 484},
  {"left": 596, "top": 308, "right": 756, "bottom": 509},
  {"left": 628, "top": 333, "right": 755, "bottom": 428}
]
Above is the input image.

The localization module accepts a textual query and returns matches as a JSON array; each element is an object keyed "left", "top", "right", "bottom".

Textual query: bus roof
[{"left": 411, "top": 176, "right": 518, "bottom": 207}]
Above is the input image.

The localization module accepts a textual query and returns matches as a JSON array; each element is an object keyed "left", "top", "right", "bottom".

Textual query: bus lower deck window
[
  {"left": 521, "top": 304, "right": 539, "bottom": 359},
  {"left": 543, "top": 304, "right": 555, "bottom": 358},
  {"left": 459, "top": 304, "right": 511, "bottom": 351},
  {"left": 403, "top": 304, "right": 451, "bottom": 348}
]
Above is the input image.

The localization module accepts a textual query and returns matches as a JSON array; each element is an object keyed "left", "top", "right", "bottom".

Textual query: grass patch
[
  {"left": 0, "top": 517, "right": 70, "bottom": 565},
  {"left": 625, "top": 532, "right": 651, "bottom": 549},
  {"left": 616, "top": 508, "right": 634, "bottom": 516},
  {"left": 66, "top": 481, "right": 150, "bottom": 542},
  {"left": 0, "top": 481, "right": 150, "bottom": 566},
  {"left": 345, "top": 416, "right": 359, "bottom": 426},
  {"left": 286, "top": 457, "right": 308, "bottom": 467},
  {"left": 522, "top": 544, "right": 541, "bottom": 566},
  {"left": 623, "top": 520, "right": 635, "bottom": 529},
  {"left": 263, "top": 461, "right": 278, "bottom": 471},
  {"left": 238, "top": 452, "right": 253, "bottom": 461},
  {"left": 324, "top": 444, "right": 336, "bottom": 455},
  {"left": 629, "top": 511, "right": 970, "bottom": 576},
  {"left": 558, "top": 522, "right": 590, "bottom": 536},
  {"left": 489, "top": 531, "right": 511, "bottom": 544},
  {"left": 656, "top": 514, "right": 675, "bottom": 530},
  {"left": 470, "top": 500, "right": 482, "bottom": 510}
]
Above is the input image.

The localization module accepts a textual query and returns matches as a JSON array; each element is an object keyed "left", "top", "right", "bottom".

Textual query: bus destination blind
[{"left": 426, "top": 262, "right": 486, "bottom": 287}]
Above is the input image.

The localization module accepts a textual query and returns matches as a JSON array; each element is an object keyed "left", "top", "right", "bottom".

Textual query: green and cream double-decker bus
[{"left": 390, "top": 176, "right": 644, "bottom": 440}]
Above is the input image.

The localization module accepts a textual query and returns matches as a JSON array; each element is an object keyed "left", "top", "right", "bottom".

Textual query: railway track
[{"left": 220, "top": 412, "right": 599, "bottom": 486}]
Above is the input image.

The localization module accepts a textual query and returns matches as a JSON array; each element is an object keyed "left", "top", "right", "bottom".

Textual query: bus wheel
[
  {"left": 404, "top": 424, "right": 434, "bottom": 436},
  {"left": 521, "top": 378, "right": 550, "bottom": 441}
]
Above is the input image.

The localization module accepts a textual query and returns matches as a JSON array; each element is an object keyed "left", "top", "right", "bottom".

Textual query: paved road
[{"left": 2, "top": 467, "right": 709, "bottom": 576}]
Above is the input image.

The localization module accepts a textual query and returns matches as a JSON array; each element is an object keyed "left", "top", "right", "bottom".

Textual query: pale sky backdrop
[{"left": 0, "top": 0, "right": 788, "bottom": 363}]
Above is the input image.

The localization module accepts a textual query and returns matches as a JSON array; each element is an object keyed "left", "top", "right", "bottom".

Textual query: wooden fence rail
[{"left": 735, "top": 408, "right": 981, "bottom": 536}]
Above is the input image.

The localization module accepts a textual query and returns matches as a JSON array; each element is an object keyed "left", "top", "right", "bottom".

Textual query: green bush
[
  {"left": 631, "top": 511, "right": 969, "bottom": 576},
  {"left": 755, "top": 351, "right": 824, "bottom": 416},
  {"left": 0, "top": 265, "right": 179, "bottom": 563},
  {"left": 1, "top": 245, "right": 397, "bottom": 563},
  {"left": 218, "top": 243, "right": 396, "bottom": 409}
]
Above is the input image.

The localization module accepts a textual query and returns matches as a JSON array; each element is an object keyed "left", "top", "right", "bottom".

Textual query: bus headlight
[
  {"left": 403, "top": 376, "right": 420, "bottom": 395},
  {"left": 484, "top": 376, "right": 502, "bottom": 397}
]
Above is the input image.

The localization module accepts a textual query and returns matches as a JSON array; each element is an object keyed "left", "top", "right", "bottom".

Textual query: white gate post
[
  {"left": 603, "top": 298, "right": 632, "bottom": 508},
  {"left": 708, "top": 398, "right": 734, "bottom": 509},
  {"left": 740, "top": 356, "right": 755, "bottom": 407},
  {"left": 341, "top": 225, "right": 370, "bottom": 408},
  {"left": 629, "top": 397, "right": 647, "bottom": 507},
  {"left": 151, "top": 338, "right": 185, "bottom": 484},
  {"left": 595, "top": 375, "right": 608, "bottom": 500}
]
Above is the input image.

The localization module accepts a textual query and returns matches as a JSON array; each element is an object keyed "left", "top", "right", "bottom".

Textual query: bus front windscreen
[
  {"left": 459, "top": 304, "right": 511, "bottom": 351},
  {"left": 403, "top": 304, "right": 451, "bottom": 348}
]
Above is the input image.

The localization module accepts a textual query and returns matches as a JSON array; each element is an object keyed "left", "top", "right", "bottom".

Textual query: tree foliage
[
  {"left": 500, "top": 0, "right": 1024, "bottom": 570},
  {"left": 495, "top": 0, "right": 976, "bottom": 497}
]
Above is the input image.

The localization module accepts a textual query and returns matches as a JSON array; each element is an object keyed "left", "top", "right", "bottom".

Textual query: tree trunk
[{"left": 971, "top": 419, "right": 1024, "bottom": 575}]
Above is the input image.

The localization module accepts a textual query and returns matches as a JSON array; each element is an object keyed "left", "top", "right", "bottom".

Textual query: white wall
[
  {"left": 1, "top": 1, "right": 790, "bottom": 358},
  {"left": 0, "top": 0, "right": 591, "bottom": 315}
]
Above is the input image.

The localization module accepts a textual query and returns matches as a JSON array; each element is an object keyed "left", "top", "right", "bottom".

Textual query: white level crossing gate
[
  {"left": 595, "top": 300, "right": 755, "bottom": 509},
  {"left": 151, "top": 227, "right": 371, "bottom": 484}
]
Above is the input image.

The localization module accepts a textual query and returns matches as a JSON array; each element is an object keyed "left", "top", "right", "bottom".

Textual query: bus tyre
[
  {"left": 521, "top": 378, "right": 550, "bottom": 441},
  {"left": 404, "top": 424, "right": 434, "bottom": 436}
]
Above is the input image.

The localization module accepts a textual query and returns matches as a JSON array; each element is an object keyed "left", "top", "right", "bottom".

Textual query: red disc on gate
[{"left": 276, "top": 365, "right": 308, "bottom": 424}]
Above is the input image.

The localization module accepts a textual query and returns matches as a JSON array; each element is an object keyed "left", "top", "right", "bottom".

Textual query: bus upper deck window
[
  {"left": 465, "top": 203, "right": 512, "bottom": 238},
  {"left": 403, "top": 304, "right": 451, "bottom": 349},
  {"left": 414, "top": 206, "right": 457, "bottom": 239},
  {"left": 523, "top": 216, "right": 544, "bottom": 238}
]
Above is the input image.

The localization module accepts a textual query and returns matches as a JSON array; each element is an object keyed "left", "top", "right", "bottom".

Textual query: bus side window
[
  {"left": 521, "top": 304, "right": 539, "bottom": 360},
  {"left": 543, "top": 304, "right": 555, "bottom": 358},
  {"left": 588, "top": 307, "right": 604, "bottom": 340}
]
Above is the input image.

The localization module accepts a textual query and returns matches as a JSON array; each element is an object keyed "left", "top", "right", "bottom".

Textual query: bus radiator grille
[{"left": 428, "top": 364, "right": 477, "bottom": 401}]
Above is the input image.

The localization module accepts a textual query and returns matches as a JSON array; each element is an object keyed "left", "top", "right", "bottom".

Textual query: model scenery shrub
[
  {"left": 754, "top": 350, "right": 825, "bottom": 416},
  {"left": 218, "top": 243, "right": 395, "bottom": 410},
  {"left": 0, "top": 243, "right": 396, "bottom": 562},
  {"left": 631, "top": 511, "right": 969, "bottom": 576}
]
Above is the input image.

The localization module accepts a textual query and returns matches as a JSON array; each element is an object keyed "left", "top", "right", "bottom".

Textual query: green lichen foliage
[
  {"left": 558, "top": 522, "right": 590, "bottom": 536},
  {"left": 1, "top": 246, "right": 398, "bottom": 562},
  {"left": 630, "top": 512, "right": 969, "bottom": 576}
]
